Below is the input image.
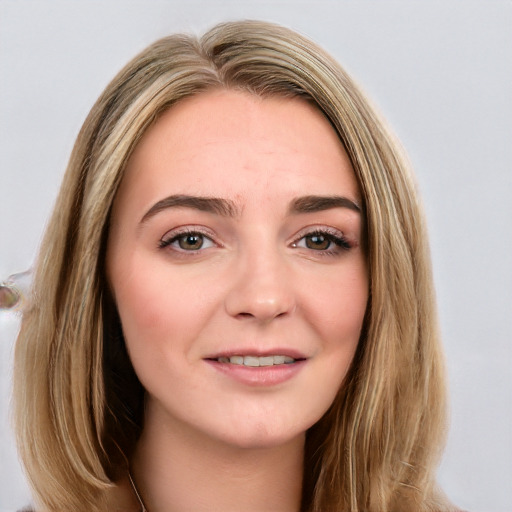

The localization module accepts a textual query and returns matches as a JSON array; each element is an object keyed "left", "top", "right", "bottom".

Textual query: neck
[{"left": 130, "top": 406, "right": 304, "bottom": 512}]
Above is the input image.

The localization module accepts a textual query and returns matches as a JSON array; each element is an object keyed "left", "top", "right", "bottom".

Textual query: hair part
[{"left": 14, "top": 20, "right": 447, "bottom": 512}]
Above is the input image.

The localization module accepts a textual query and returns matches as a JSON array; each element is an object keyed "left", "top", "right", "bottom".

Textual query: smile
[
  {"left": 205, "top": 354, "right": 307, "bottom": 386},
  {"left": 215, "top": 355, "right": 296, "bottom": 366}
]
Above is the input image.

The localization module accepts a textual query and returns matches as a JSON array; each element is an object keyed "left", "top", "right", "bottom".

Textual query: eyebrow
[
  {"left": 289, "top": 195, "right": 361, "bottom": 214},
  {"left": 140, "top": 194, "right": 240, "bottom": 223},
  {"left": 140, "top": 193, "right": 361, "bottom": 224}
]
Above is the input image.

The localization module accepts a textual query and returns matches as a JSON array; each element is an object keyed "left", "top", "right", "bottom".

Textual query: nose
[{"left": 224, "top": 247, "right": 296, "bottom": 322}]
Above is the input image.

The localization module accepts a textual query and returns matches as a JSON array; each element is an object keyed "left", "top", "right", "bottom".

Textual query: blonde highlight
[{"left": 14, "top": 20, "right": 449, "bottom": 512}]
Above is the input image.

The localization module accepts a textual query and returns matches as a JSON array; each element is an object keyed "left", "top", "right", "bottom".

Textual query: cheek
[
  {"left": 306, "top": 265, "right": 367, "bottom": 399},
  {"left": 110, "top": 258, "right": 183, "bottom": 357},
  {"left": 110, "top": 267, "right": 198, "bottom": 396},
  {"left": 110, "top": 253, "right": 222, "bottom": 362},
  {"left": 309, "top": 262, "right": 368, "bottom": 345},
  {"left": 115, "top": 276, "right": 173, "bottom": 340},
  {"left": 298, "top": 261, "right": 368, "bottom": 404}
]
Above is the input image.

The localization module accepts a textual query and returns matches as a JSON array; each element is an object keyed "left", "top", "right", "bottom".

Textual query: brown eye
[
  {"left": 304, "top": 234, "right": 331, "bottom": 250},
  {"left": 159, "top": 229, "right": 215, "bottom": 252},
  {"left": 178, "top": 233, "right": 204, "bottom": 250},
  {"left": 292, "top": 229, "right": 351, "bottom": 254}
]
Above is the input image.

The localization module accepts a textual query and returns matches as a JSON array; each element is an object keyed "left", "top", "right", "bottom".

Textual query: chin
[{"left": 211, "top": 421, "right": 307, "bottom": 451}]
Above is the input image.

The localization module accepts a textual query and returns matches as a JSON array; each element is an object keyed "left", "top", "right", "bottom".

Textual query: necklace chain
[{"left": 128, "top": 471, "right": 148, "bottom": 512}]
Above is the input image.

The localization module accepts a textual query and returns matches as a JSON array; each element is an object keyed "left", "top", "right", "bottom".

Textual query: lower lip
[{"left": 204, "top": 359, "right": 307, "bottom": 386}]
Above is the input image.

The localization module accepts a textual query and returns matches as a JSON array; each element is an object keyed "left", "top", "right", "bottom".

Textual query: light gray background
[{"left": 1, "top": 1, "right": 511, "bottom": 511}]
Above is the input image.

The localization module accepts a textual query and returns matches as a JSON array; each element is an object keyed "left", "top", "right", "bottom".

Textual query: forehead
[{"left": 116, "top": 89, "right": 360, "bottom": 214}]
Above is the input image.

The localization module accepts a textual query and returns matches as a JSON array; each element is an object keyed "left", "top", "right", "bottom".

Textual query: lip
[
  {"left": 205, "top": 347, "right": 308, "bottom": 360},
  {"left": 204, "top": 358, "right": 307, "bottom": 386}
]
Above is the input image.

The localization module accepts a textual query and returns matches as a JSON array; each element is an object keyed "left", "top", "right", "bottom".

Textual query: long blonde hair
[{"left": 14, "top": 20, "right": 448, "bottom": 512}]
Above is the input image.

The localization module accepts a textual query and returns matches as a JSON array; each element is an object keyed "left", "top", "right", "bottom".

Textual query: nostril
[
  {"left": 235, "top": 310, "right": 289, "bottom": 321},
  {"left": 237, "top": 312, "right": 255, "bottom": 319}
]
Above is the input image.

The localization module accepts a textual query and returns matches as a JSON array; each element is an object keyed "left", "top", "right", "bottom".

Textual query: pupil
[
  {"left": 306, "top": 234, "right": 330, "bottom": 250},
  {"left": 179, "top": 234, "right": 203, "bottom": 250}
]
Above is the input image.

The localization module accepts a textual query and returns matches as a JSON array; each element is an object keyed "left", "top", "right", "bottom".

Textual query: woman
[{"left": 13, "top": 20, "right": 454, "bottom": 512}]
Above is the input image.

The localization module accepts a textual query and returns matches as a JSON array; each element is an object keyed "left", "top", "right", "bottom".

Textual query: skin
[{"left": 106, "top": 90, "right": 368, "bottom": 511}]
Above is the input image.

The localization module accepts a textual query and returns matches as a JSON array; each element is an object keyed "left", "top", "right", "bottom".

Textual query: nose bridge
[{"left": 224, "top": 233, "right": 295, "bottom": 321}]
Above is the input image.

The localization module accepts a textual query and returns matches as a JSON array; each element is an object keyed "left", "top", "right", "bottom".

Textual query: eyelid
[
  {"left": 291, "top": 225, "right": 346, "bottom": 242},
  {"left": 159, "top": 225, "right": 219, "bottom": 250},
  {"left": 290, "top": 225, "right": 352, "bottom": 251}
]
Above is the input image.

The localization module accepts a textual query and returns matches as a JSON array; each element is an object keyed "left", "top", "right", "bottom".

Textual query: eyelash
[
  {"left": 158, "top": 228, "right": 216, "bottom": 252},
  {"left": 158, "top": 227, "right": 352, "bottom": 255},
  {"left": 291, "top": 228, "right": 352, "bottom": 255}
]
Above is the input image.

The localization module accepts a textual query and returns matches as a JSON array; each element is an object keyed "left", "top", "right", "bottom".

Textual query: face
[{"left": 107, "top": 90, "right": 368, "bottom": 449}]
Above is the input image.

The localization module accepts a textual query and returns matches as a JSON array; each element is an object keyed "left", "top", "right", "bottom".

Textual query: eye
[
  {"left": 159, "top": 230, "right": 215, "bottom": 252},
  {"left": 292, "top": 229, "right": 351, "bottom": 252},
  {"left": 303, "top": 233, "right": 331, "bottom": 250}
]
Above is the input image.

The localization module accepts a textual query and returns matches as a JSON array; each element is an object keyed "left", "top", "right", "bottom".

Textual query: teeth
[
  {"left": 244, "top": 356, "right": 260, "bottom": 367},
  {"left": 217, "top": 355, "right": 297, "bottom": 366}
]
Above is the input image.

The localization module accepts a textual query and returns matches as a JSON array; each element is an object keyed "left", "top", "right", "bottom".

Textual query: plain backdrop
[{"left": 1, "top": 1, "right": 511, "bottom": 511}]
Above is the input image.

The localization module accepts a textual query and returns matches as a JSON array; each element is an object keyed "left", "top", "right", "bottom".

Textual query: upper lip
[{"left": 205, "top": 348, "right": 308, "bottom": 360}]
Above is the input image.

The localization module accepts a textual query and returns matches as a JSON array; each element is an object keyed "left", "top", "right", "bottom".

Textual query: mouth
[
  {"left": 204, "top": 351, "right": 307, "bottom": 386},
  {"left": 209, "top": 355, "right": 301, "bottom": 367}
]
